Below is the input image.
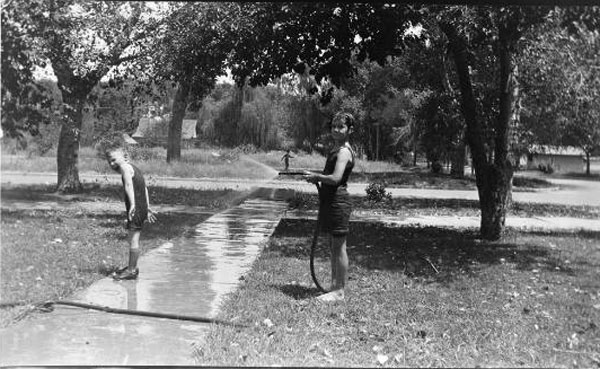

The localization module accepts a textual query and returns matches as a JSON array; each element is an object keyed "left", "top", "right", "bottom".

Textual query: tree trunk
[
  {"left": 477, "top": 162, "right": 512, "bottom": 238},
  {"left": 413, "top": 141, "right": 418, "bottom": 167},
  {"left": 167, "top": 81, "right": 190, "bottom": 162},
  {"left": 485, "top": 22, "right": 517, "bottom": 238},
  {"left": 56, "top": 94, "right": 85, "bottom": 193},
  {"left": 451, "top": 138, "right": 466, "bottom": 178},
  {"left": 586, "top": 151, "right": 591, "bottom": 175},
  {"left": 440, "top": 20, "right": 516, "bottom": 240}
]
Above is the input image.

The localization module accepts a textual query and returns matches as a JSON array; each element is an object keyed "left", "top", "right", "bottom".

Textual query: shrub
[
  {"left": 431, "top": 161, "right": 443, "bottom": 174},
  {"left": 365, "top": 181, "right": 392, "bottom": 203},
  {"left": 288, "top": 192, "right": 317, "bottom": 209},
  {"left": 538, "top": 163, "right": 555, "bottom": 174}
]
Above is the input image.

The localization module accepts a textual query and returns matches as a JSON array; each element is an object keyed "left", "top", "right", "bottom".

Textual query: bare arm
[
  {"left": 145, "top": 186, "right": 157, "bottom": 223},
  {"left": 120, "top": 164, "right": 136, "bottom": 220},
  {"left": 304, "top": 147, "right": 351, "bottom": 186}
]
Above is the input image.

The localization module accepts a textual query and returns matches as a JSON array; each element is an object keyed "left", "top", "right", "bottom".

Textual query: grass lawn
[
  {"left": 194, "top": 220, "right": 600, "bottom": 368},
  {"left": 0, "top": 185, "right": 250, "bottom": 327},
  {"left": 288, "top": 192, "right": 600, "bottom": 219},
  {"left": 2, "top": 145, "right": 559, "bottom": 191},
  {"left": 1, "top": 146, "right": 277, "bottom": 180}
]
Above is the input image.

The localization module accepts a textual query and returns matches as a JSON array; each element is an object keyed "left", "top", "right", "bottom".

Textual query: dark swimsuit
[
  {"left": 319, "top": 144, "right": 355, "bottom": 236},
  {"left": 123, "top": 164, "right": 148, "bottom": 230}
]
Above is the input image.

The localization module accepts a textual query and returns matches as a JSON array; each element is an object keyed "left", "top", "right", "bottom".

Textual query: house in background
[
  {"left": 132, "top": 112, "right": 197, "bottom": 146},
  {"left": 526, "top": 145, "right": 585, "bottom": 174}
]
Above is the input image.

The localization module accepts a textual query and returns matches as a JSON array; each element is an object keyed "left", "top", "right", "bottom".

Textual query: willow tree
[{"left": 226, "top": 2, "right": 423, "bottom": 155}]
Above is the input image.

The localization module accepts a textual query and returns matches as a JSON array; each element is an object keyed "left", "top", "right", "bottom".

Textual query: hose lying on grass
[{"left": 0, "top": 299, "right": 247, "bottom": 327}]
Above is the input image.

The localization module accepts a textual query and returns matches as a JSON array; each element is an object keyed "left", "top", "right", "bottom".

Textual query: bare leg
[
  {"left": 318, "top": 235, "right": 348, "bottom": 302},
  {"left": 128, "top": 229, "right": 141, "bottom": 271},
  {"left": 329, "top": 235, "right": 337, "bottom": 290}
]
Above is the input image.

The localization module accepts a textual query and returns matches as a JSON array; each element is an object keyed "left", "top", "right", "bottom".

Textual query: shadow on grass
[
  {"left": 351, "top": 170, "right": 478, "bottom": 190},
  {"left": 292, "top": 192, "right": 599, "bottom": 219},
  {"left": 274, "top": 283, "right": 322, "bottom": 300},
  {"left": 269, "top": 218, "right": 592, "bottom": 284},
  {"left": 0, "top": 183, "right": 241, "bottom": 208}
]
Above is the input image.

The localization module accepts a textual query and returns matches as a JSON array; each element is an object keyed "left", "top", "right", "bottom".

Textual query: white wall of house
[{"left": 527, "top": 154, "right": 584, "bottom": 173}]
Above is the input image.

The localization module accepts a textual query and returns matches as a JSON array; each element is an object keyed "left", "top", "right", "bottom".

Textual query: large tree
[
  {"left": 435, "top": 6, "right": 552, "bottom": 239},
  {"left": 10, "top": 0, "right": 163, "bottom": 192},
  {"left": 151, "top": 2, "right": 238, "bottom": 162}
]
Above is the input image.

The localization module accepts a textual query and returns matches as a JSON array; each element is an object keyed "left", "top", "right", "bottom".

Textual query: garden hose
[
  {"left": 310, "top": 206, "right": 328, "bottom": 294},
  {"left": 279, "top": 171, "right": 329, "bottom": 293},
  {"left": 0, "top": 299, "right": 246, "bottom": 327}
]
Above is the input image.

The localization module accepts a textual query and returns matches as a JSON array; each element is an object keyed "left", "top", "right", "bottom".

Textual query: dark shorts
[
  {"left": 126, "top": 207, "right": 148, "bottom": 231},
  {"left": 319, "top": 192, "right": 352, "bottom": 236}
]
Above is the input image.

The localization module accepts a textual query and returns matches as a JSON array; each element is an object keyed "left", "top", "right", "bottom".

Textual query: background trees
[
  {"left": 2, "top": 0, "right": 165, "bottom": 192},
  {"left": 3, "top": 1, "right": 599, "bottom": 239},
  {"left": 1, "top": 0, "right": 55, "bottom": 139},
  {"left": 151, "top": 2, "right": 238, "bottom": 162},
  {"left": 519, "top": 10, "right": 600, "bottom": 175}
]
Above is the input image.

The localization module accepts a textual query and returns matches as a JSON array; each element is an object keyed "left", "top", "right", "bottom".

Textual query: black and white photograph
[{"left": 1, "top": 1, "right": 599, "bottom": 367}]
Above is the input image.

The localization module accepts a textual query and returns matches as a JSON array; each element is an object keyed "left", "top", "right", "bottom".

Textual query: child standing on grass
[
  {"left": 303, "top": 112, "right": 355, "bottom": 302},
  {"left": 104, "top": 143, "right": 157, "bottom": 280},
  {"left": 281, "top": 149, "right": 295, "bottom": 171}
]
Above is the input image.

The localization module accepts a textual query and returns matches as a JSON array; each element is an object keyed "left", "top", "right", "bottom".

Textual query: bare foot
[{"left": 317, "top": 289, "right": 344, "bottom": 302}]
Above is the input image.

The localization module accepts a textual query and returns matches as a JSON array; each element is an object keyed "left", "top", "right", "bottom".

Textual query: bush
[
  {"left": 365, "top": 181, "right": 392, "bottom": 203},
  {"left": 288, "top": 191, "right": 317, "bottom": 209},
  {"left": 538, "top": 163, "right": 555, "bottom": 174},
  {"left": 431, "top": 161, "right": 443, "bottom": 174}
]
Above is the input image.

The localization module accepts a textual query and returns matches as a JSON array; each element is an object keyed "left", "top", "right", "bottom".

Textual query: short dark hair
[
  {"left": 94, "top": 132, "right": 127, "bottom": 159},
  {"left": 332, "top": 112, "right": 355, "bottom": 130}
]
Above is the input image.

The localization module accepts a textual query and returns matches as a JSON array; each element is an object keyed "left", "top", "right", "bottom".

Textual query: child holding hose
[{"left": 303, "top": 112, "right": 355, "bottom": 302}]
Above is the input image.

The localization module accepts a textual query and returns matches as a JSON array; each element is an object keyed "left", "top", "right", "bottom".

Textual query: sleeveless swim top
[
  {"left": 122, "top": 164, "right": 148, "bottom": 214},
  {"left": 320, "top": 144, "right": 355, "bottom": 200}
]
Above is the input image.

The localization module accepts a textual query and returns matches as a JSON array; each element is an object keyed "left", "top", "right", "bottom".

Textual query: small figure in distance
[{"left": 281, "top": 149, "right": 295, "bottom": 171}]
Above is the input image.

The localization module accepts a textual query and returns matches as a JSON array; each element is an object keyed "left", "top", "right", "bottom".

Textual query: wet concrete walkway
[{"left": 0, "top": 188, "right": 290, "bottom": 366}]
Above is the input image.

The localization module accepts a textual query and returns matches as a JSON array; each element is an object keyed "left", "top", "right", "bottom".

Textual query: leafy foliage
[
  {"left": 227, "top": 3, "right": 424, "bottom": 88},
  {"left": 365, "top": 181, "right": 393, "bottom": 203},
  {"left": 519, "top": 9, "right": 600, "bottom": 161},
  {"left": 1, "top": 1, "right": 55, "bottom": 138}
]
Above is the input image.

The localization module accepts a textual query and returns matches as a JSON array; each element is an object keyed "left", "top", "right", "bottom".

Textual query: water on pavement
[{"left": 0, "top": 190, "right": 289, "bottom": 366}]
